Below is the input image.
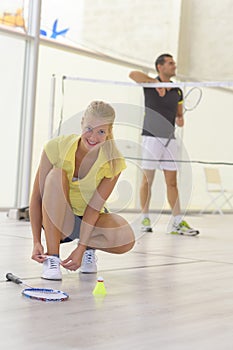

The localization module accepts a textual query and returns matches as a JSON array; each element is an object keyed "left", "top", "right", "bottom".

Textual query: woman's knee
[
  {"left": 101, "top": 237, "right": 135, "bottom": 254},
  {"left": 116, "top": 239, "right": 135, "bottom": 254},
  {"left": 109, "top": 221, "right": 135, "bottom": 254},
  {"left": 42, "top": 168, "right": 70, "bottom": 208},
  {"left": 90, "top": 213, "right": 135, "bottom": 252},
  {"left": 44, "top": 168, "right": 68, "bottom": 192}
]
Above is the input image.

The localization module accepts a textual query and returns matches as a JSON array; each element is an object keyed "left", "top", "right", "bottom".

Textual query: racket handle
[{"left": 6, "top": 273, "right": 23, "bottom": 284}]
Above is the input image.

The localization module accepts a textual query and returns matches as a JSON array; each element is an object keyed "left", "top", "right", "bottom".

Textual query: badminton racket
[
  {"left": 6, "top": 272, "right": 69, "bottom": 302},
  {"left": 165, "top": 87, "right": 202, "bottom": 147},
  {"left": 183, "top": 86, "right": 202, "bottom": 113}
]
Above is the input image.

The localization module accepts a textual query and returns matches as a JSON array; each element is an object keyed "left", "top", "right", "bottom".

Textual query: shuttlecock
[{"left": 92, "top": 276, "right": 107, "bottom": 296}]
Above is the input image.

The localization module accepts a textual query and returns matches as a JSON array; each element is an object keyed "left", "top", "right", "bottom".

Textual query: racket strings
[
  {"left": 22, "top": 288, "right": 69, "bottom": 301},
  {"left": 6, "top": 273, "right": 69, "bottom": 302},
  {"left": 184, "top": 87, "right": 202, "bottom": 111}
]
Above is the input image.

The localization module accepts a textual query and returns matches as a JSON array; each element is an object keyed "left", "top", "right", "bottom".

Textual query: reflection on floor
[{"left": 1, "top": 212, "right": 233, "bottom": 350}]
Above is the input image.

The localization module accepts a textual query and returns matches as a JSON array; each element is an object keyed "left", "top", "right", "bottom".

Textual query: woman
[{"left": 30, "top": 101, "right": 135, "bottom": 280}]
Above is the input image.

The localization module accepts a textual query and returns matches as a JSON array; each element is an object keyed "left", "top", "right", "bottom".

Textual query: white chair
[{"left": 200, "top": 167, "right": 233, "bottom": 215}]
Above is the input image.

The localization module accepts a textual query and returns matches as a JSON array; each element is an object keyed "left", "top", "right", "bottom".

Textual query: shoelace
[
  {"left": 83, "top": 251, "right": 96, "bottom": 264},
  {"left": 48, "top": 257, "right": 60, "bottom": 269}
]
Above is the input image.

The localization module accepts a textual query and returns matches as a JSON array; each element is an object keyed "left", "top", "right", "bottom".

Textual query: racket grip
[{"left": 6, "top": 273, "right": 22, "bottom": 284}]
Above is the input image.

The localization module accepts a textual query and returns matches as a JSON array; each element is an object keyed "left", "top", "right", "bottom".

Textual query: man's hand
[
  {"left": 155, "top": 79, "right": 166, "bottom": 97},
  {"left": 175, "top": 115, "right": 184, "bottom": 127}
]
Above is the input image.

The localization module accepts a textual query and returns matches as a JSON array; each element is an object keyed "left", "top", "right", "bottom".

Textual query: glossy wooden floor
[{"left": 1, "top": 211, "right": 233, "bottom": 350}]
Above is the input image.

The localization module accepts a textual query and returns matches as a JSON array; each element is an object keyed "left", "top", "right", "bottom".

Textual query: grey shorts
[
  {"left": 60, "top": 207, "right": 109, "bottom": 243},
  {"left": 60, "top": 215, "right": 82, "bottom": 243}
]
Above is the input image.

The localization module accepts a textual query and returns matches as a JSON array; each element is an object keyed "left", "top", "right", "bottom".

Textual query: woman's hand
[
  {"left": 61, "top": 244, "right": 87, "bottom": 271},
  {"left": 31, "top": 242, "right": 47, "bottom": 263}
]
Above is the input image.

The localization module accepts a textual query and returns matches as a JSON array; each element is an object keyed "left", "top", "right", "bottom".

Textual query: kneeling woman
[{"left": 30, "top": 100, "right": 135, "bottom": 280}]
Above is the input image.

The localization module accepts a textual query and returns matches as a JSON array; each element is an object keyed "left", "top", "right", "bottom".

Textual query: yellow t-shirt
[{"left": 44, "top": 134, "right": 126, "bottom": 216}]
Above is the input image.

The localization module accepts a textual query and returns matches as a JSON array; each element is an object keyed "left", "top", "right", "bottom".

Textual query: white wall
[
  {"left": 182, "top": 87, "right": 233, "bottom": 210},
  {"left": 81, "top": 0, "right": 182, "bottom": 65},
  {"left": 0, "top": 35, "right": 25, "bottom": 207},
  {"left": 178, "top": 0, "right": 233, "bottom": 80}
]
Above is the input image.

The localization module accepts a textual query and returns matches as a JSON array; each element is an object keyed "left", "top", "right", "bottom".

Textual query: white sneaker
[
  {"left": 170, "top": 220, "right": 200, "bottom": 236},
  {"left": 79, "top": 249, "right": 97, "bottom": 274},
  {"left": 141, "top": 217, "right": 153, "bottom": 232},
  {"left": 41, "top": 256, "right": 62, "bottom": 280}
]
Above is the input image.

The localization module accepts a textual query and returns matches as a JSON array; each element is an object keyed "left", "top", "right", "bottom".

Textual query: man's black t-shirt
[{"left": 142, "top": 79, "right": 183, "bottom": 138}]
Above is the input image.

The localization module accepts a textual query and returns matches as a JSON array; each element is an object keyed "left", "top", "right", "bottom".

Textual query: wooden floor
[{"left": 1, "top": 211, "right": 233, "bottom": 350}]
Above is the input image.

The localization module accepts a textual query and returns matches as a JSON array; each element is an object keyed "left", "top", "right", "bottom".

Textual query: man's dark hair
[{"left": 155, "top": 53, "right": 173, "bottom": 72}]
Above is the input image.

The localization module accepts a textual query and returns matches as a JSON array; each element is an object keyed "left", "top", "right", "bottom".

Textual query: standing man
[{"left": 129, "top": 53, "right": 199, "bottom": 236}]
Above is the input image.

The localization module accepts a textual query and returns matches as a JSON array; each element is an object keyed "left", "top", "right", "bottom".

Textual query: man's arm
[
  {"left": 175, "top": 103, "right": 184, "bottom": 127},
  {"left": 129, "top": 71, "right": 156, "bottom": 83},
  {"left": 129, "top": 71, "right": 166, "bottom": 97}
]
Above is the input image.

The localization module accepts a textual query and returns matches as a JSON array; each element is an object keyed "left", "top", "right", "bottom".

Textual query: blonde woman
[{"left": 30, "top": 101, "right": 135, "bottom": 280}]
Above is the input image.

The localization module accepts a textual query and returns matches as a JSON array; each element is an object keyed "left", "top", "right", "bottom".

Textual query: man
[{"left": 129, "top": 53, "right": 199, "bottom": 236}]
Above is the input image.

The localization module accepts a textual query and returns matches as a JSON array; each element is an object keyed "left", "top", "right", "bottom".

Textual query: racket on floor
[
  {"left": 6, "top": 273, "right": 69, "bottom": 302},
  {"left": 165, "top": 87, "right": 203, "bottom": 147}
]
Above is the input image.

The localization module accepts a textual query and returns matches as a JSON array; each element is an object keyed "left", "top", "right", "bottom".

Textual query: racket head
[
  {"left": 22, "top": 288, "right": 69, "bottom": 302},
  {"left": 184, "top": 87, "right": 202, "bottom": 111}
]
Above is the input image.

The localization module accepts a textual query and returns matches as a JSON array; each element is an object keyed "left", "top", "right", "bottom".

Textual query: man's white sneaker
[
  {"left": 141, "top": 217, "right": 153, "bottom": 232},
  {"left": 170, "top": 220, "right": 200, "bottom": 236},
  {"left": 41, "top": 256, "right": 62, "bottom": 280},
  {"left": 79, "top": 249, "right": 97, "bottom": 274}
]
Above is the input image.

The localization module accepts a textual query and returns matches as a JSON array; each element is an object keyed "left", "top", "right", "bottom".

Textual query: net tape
[{"left": 63, "top": 75, "right": 233, "bottom": 89}]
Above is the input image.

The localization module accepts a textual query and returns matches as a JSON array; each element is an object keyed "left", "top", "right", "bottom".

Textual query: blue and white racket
[{"left": 6, "top": 273, "right": 69, "bottom": 302}]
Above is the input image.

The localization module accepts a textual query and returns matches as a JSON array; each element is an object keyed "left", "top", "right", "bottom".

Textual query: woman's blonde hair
[{"left": 84, "top": 101, "right": 123, "bottom": 175}]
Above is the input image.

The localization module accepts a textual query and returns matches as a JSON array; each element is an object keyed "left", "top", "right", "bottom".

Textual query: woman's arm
[
  {"left": 61, "top": 174, "right": 120, "bottom": 270},
  {"left": 80, "top": 174, "right": 120, "bottom": 245}
]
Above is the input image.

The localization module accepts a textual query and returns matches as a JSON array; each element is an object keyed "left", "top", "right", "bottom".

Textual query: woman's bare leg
[
  {"left": 42, "top": 168, "right": 75, "bottom": 255},
  {"left": 85, "top": 213, "right": 135, "bottom": 253}
]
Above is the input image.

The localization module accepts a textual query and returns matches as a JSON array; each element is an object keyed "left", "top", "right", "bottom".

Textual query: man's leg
[
  {"left": 163, "top": 169, "right": 180, "bottom": 216},
  {"left": 140, "top": 169, "right": 155, "bottom": 213},
  {"left": 140, "top": 169, "right": 155, "bottom": 232},
  {"left": 163, "top": 169, "right": 199, "bottom": 236}
]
